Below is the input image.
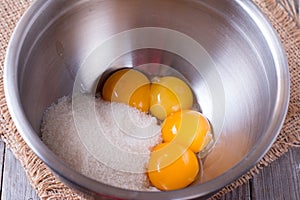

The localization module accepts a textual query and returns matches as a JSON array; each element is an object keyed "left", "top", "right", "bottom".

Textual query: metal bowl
[{"left": 4, "top": 0, "right": 289, "bottom": 199}]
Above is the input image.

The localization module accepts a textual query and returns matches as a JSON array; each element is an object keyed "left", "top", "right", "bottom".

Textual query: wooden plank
[
  {"left": 219, "top": 181, "right": 251, "bottom": 200},
  {"left": 0, "top": 140, "right": 5, "bottom": 195},
  {"left": 289, "top": 147, "right": 300, "bottom": 198},
  {"left": 1, "top": 146, "right": 39, "bottom": 200},
  {"left": 251, "top": 147, "right": 300, "bottom": 200}
]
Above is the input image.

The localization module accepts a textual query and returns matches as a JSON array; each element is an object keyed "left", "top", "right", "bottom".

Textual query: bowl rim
[{"left": 4, "top": 0, "right": 290, "bottom": 199}]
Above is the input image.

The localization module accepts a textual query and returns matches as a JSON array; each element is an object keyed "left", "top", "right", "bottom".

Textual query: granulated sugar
[{"left": 41, "top": 95, "right": 162, "bottom": 191}]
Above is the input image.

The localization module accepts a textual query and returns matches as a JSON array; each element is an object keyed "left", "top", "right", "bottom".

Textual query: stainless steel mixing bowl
[{"left": 4, "top": 0, "right": 289, "bottom": 199}]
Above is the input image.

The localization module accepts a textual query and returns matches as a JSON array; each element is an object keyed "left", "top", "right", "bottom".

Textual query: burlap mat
[{"left": 0, "top": 0, "right": 299, "bottom": 199}]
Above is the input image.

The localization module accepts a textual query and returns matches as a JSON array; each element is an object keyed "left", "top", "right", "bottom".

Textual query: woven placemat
[{"left": 0, "top": 0, "right": 299, "bottom": 199}]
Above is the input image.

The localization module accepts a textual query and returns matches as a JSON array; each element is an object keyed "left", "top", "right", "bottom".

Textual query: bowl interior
[{"left": 8, "top": 0, "right": 289, "bottom": 199}]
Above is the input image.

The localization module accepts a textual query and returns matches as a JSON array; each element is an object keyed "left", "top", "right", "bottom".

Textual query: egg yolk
[
  {"left": 161, "top": 110, "right": 211, "bottom": 153},
  {"left": 148, "top": 142, "right": 199, "bottom": 191},
  {"left": 150, "top": 76, "right": 193, "bottom": 120},
  {"left": 102, "top": 68, "right": 150, "bottom": 112}
]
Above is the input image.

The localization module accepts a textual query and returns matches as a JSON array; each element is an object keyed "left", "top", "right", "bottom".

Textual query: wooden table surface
[{"left": 0, "top": 139, "right": 299, "bottom": 200}]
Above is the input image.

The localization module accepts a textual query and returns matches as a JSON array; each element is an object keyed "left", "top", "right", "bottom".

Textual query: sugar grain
[{"left": 41, "top": 95, "right": 161, "bottom": 191}]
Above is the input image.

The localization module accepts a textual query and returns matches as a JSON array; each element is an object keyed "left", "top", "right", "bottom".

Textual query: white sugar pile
[{"left": 41, "top": 95, "right": 162, "bottom": 191}]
